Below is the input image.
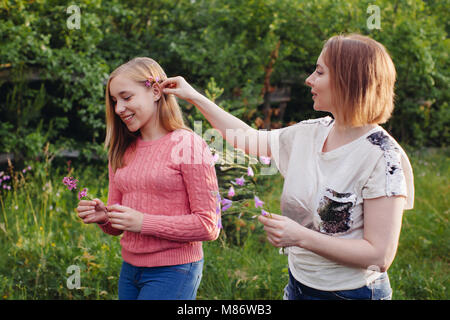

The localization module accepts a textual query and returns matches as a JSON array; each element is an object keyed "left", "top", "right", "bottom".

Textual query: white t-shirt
[{"left": 269, "top": 116, "right": 414, "bottom": 291}]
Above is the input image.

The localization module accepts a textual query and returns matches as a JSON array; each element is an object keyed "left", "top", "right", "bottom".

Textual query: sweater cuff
[
  {"left": 141, "top": 214, "right": 159, "bottom": 236},
  {"left": 97, "top": 219, "right": 123, "bottom": 236}
]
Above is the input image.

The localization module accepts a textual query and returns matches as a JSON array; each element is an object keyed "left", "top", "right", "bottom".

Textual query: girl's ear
[{"left": 151, "top": 83, "right": 162, "bottom": 101}]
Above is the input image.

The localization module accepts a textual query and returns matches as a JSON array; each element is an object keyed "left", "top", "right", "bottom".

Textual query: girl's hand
[
  {"left": 106, "top": 204, "right": 144, "bottom": 233},
  {"left": 160, "top": 76, "right": 199, "bottom": 103},
  {"left": 76, "top": 198, "right": 108, "bottom": 224},
  {"left": 258, "top": 213, "right": 305, "bottom": 248}
]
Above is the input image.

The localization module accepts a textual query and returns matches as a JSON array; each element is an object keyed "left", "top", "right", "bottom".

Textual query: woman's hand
[
  {"left": 76, "top": 198, "right": 108, "bottom": 224},
  {"left": 106, "top": 204, "right": 144, "bottom": 233},
  {"left": 258, "top": 213, "right": 305, "bottom": 248},
  {"left": 160, "top": 76, "right": 200, "bottom": 104}
]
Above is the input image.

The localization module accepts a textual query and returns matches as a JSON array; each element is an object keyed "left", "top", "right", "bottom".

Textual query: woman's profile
[{"left": 161, "top": 34, "right": 414, "bottom": 300}]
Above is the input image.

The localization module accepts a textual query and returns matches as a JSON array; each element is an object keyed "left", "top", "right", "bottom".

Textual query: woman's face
[
  {"left": 305, "top": 49, "right": 334, "bottom": 114},
  {"left": 109, "top": 74, "right": 161, "bottom": 133}
]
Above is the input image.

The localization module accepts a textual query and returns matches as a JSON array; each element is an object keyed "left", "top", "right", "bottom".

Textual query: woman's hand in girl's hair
[
  {"left": 258, "top": 213, "right": 305, "bottom": 248},
  {"left": 77, "top": 198, "right": 108, "bottom": 224},
  {"left": 106, "top": 204, "right": 144, "bottom": 233},
  {"left": 160, "top": 76, "right": 199, "bottom": 104}
]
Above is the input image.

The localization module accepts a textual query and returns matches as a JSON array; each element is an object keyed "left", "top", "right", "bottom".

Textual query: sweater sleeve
[
  {"left": 97, "top": 162, "right": 124, "bottom": 236},
  {"left": 140, "top": 133, "right": 220, "bottom": 242}
]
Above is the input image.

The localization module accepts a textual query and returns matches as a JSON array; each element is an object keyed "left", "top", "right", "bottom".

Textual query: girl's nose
[{"left": 115, "top": 101, "right": 126, "bottom": 114}]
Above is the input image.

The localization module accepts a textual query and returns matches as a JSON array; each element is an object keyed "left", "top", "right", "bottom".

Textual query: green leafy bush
[{"left": 0, "top": 0, "right": 448, "bottom": 164}]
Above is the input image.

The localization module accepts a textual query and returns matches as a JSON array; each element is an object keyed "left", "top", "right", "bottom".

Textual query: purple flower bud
[
  {"left": 235, "top": 177, "right": 245, "bottom": 186},
  {"left": 78, "top": 188, "right": 88, "bottom": 200},
  {"left": 261, "top": 209, "right": 270, "bottom": 217},
  {"left": 227, "top": 186, "right": 235, "bottom": 197},
  {"left": 221, "top": 198, "right": 232, "bottom": 211},
  {"left": 63, "top": 176, "right": 78, "bottom": 191},
  {"left": 259, "top": 156, "right": 271, "bottom": 165},
  {"left": 212, "top": 153, "right": 220, "bottom": 165},
  {"left": 254, "top": 195, "right": 264, "bottom": 208}
]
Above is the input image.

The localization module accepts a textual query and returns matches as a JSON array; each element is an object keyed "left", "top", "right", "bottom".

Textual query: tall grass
[{"left": 0, "top": 147, "right": 448, "bottom": 299}]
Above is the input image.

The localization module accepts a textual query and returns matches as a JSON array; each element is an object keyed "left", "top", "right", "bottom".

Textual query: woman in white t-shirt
[{"left": 161, "top": 34, "right": 414, "bottom": 300}]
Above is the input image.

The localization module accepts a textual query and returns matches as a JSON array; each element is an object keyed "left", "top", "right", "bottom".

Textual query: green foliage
[
  {"left": 0, "top": 147, "right": 447, "bottom": 299},
  {"left": 0, "top": 0, "right": 448, "bottom": 167}
]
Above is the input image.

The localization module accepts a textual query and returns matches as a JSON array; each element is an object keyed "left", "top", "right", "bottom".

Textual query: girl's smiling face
[
  {"left": 305, "top": 49, "right": 334, "bottom": 115},
  {"left": 109, "top": 74, "right": 161, "bottom": 133}
]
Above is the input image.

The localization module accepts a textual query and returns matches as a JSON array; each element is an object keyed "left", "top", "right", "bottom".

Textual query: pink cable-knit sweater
[{"left": 98, "top": 129, "right": 220, "bottom": 267}]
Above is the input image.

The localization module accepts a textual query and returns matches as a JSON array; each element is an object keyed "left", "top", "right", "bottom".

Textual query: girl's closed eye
[{"left": 316, "top": 70, "right": 323, "bottom": 75}]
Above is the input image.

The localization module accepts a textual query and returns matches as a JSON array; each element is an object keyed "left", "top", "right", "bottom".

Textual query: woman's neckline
[{"left": 319, "top": 122, "right": 380, "bottom": 156}]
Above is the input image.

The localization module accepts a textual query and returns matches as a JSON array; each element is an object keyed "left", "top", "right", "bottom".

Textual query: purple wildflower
[
  {"left": 63, "top": 176, "right": 78, "bottom": 191},
  {"left": 261, "top": 209, "right": 270, "bottom": 217},
  {"left": 221, "top": 198, "right": 232, "bottom": 211},
  {"left": 78, "top": 188, "right": 88, "bottom": 200},
  {"left": 254, "top": 195, "right": 264, "bottom": 208},
  {"left": 227, "top": 186, "right": 235, "bottom": 198},
  {"left": 235, "top": 176, "right": 245, "bottom": 186},
  {"left": 259, "top": 156, "right": 271, "bottom": 165},
  {"left": 211, "top": 153, "right": 220, "bottom": 166},
  {"left": 215, "top": 191, "right": 222, "bottom": 214},
  {"left": 247, "top": 166, "right": 254, "bottom": 177}
]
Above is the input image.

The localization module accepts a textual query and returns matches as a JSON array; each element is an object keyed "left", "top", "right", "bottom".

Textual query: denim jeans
[
  {"left": 284, "top": 269, "right": 392, "bottom": 300},
  {"left": 118, "top": 259, "right": 203, "bottom": 300}
]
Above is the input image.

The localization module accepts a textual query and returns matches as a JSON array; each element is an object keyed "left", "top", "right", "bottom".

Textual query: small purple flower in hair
[{"left": 145, "top": 76, "right": 154, "bottom": 88}]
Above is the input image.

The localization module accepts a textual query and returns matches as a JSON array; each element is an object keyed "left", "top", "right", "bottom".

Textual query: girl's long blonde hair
[{"left": 104, "top": 57, "right": 189, "bottom": 172}]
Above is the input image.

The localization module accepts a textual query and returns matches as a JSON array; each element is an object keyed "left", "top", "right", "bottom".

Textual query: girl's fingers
[
  {"left": 77, "top": 205, "right": 94, "bottom": 212},
  {"left": 79, "top": 200, "right": 96, "bottom": 206},
  {"left": 78, "top": 210, "right": 96, "bottom": 219},
  {"left": 107, "top": 204, "right": 127, "bottom": 212},
  {"left": 110, "top": 223, "right": 125, "bottom": 230}
]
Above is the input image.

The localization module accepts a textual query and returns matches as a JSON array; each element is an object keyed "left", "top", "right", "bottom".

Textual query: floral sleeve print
[{"left": 366, "top": 131, "right": 407, "bottom": 197}]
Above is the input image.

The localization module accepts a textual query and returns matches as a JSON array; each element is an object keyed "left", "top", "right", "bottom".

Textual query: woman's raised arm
[{"left": 161, "top": 76, "right": 271, "bottom": 158}]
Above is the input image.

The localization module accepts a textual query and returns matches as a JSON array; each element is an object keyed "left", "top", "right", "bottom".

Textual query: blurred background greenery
[
  {"left": 0, "top": 0, "right": 448, "bottom": 166},
  {"left": 0, "top": 0, "right": 448, "bottom": 300}
]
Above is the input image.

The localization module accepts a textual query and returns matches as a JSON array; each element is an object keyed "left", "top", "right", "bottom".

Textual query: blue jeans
[
  {"left": 118, "top": 259, "right": 203, "bottom": 300},
  {"left": 284, "top": 269, "right": 392, "bottom": 300}
]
